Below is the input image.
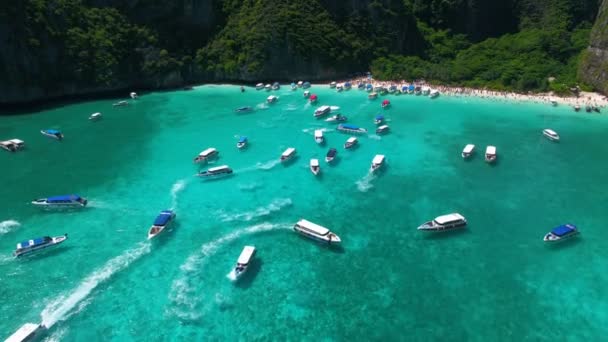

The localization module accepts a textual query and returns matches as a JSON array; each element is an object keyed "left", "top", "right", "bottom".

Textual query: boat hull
[{"left": 293, "top": 227, "right": 340, "bottom": 245}]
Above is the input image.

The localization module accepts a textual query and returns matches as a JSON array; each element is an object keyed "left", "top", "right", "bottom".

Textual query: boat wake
[
  {"left": 167, "top": 222, "right": 289, "bottom": 321},
  {"left": 170, "top": 179, "right": 188, "bottom": 210},
  {"left": 0, "top": 219, "right": 20, "bottom": 234},
  {"left": 256, "top": 103, "right": 269, "bottom": 110},
  {"left": 217, "top": 198, "right": 292, "bottom": 222},
  {"left": 256, "top": 159, "right": 280, "bottom": 170},
  {"left": 356, "top": 173, "right": 377, "bottom": 192},
  {"left": 237, "top": 182, "right": 263, "bottom": 192},
  {"left": 226, "top": 269, "right": 238, "bottom": 282},
  {"left": 368, "top": 134, "right": 382, "bottom": 140},
  {"left": 40, "top": 242, "right": 151, "bottom": 328}
]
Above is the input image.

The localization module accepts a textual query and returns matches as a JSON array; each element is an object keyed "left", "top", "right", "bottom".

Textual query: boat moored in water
[
  {"left": 267, "top": 95, "right": 279, "bottom": 103},
  {"left": 303, "top": 90, "right": 310, "bottom": 98},
  {"left": 194, "top": 148, "right": 218, "bottom": 163},
  {"left": 485, "top": 146, "right": 497, "bottom": 163},
  {"left": 197, "top": 165, "right": 233, "bottom": 179},
  {"left": 293, "top": 219, "right": 341, "bottom": 244},
  {"left": 462, "top": 144, "right": 475, "bottom": 158},
  {"left": 337, "top": 124, "right": 367, "bottom": 134},
  {"left": 310, "top": 159, "right": 320, "bottom": 175},
  {"left": 265, "top": 84, "right": 272, "bottom": 91},
  {"left": 237, "top": 136, "right": 248, "bottom": 149},
  {"left": 1, "top": 139, "right": 25, "bottom": 152},
  {"left": 147, "top": 210, "right": 176, "bottom": 239},
  {"left": 89, "top": 112, "right": 102, "bottom": 121},
  {"left": 280, "top": 147, "right": 297, "bottom": 162},
  {"left": 14, "top": 234, "right": 68, "bottom": 257},
  {"left": 543, "top": 129, "right": 560, "bottom": 141},
  {"left": 430, "top": 89, "right": 440, "bottom": 98},
  {"left": 543, "top": 224, "right": 578, "bottom": 242},
  {"left": 41, "top": 129, "right": 63, "bottom": 140},
  {"left": 374, "top": 115, "right": 384, "bottom": 125},
  {"left": 303, "top": 82, "right": 311, "bottom": 89},
  {"left": 255, "top": 83, "right": 264, "bottom": 90},
  {"left": 113, "top": 100, "right": 128, "bottom": 107},
  {"left": 314, "top": 130, "right": 325, "bottom": 144},
  {"left": 344, "top": 137, "right": 358, "bottom": 149},
  {"left": 381, "top": 99, "right": 390, "bottom": 108},
  {"left": 314, "top": 105, "right": 331, "bottom": 118},
  {"left": 325, "top": 148, "right": 337, "bottom": 163},
  {"left": 309, "top": 94, "right": 318, "bottom": 104},
  {"left": 418, "top": 213, "right": 467, "bottom": 231},
  {"left": 368, "top": 92, "right": 378, "bottom": 100},
  {"left": 233, "top": 246, "right": 256, "bottom": 280},
  {"left": 32, "top": 194, "right": 87, "bottom": 208},
  {"left": 272, "top": 82, "right": 280, "bottom": 90},
  {"left": 5, "top": 323, "right": 44, "bottom": 342},
  {"left": 329, "top": 82, "right": 337, "bottom": 88},
  {"left": 376, "top": 125, "right": 390, "bottom": 134},
  {"left": 370, "top": 154, "right": 385, "bottom": 173}
]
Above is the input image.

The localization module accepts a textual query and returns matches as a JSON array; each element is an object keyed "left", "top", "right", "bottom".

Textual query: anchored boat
[
  {"left": 197, "top": 165, "right": 233, "bottom": 179},
  {"left": 543, "top": 129, "right": 560, "bottom": 141},
  {"left": 337, "top": 124, "right": 367, "bottom": 134},
  {"left": 147, "top": 210, "right": 176, "bottom": 239},
  {"left": 376, "top": 125, "right": 390, "bottom": 135},
  {"left": 344, "top": 137, "right": 358, "bottom": 149},
  {"left": 267, "top": 95, "right": 279, "bottom": 103},
  {"left": 418, "top": 213, "right": 467, "bottom": 231},
  {"left": 485, "top": 146, "right": 497, "bottom": 163},
  {"left": 0, "top": 139, "right": 25, "bottom": 152},
  {"left": 237, "top": 136, "right": 248, "bottom": 149},
  {"left": 462, "top": 144, "right": 475, "bottom": 159},
  {"left": 543, "top": 224, "right": 578, "bottom": 242},
  {"left": 310, "top": 159, "right": 320, "bottom": 176},
  {"left": 314, "top": 130, "right": 325, "bottom": 144},
  {"left": 14, "top": 234, "right": 68, "bottom": 257},
  {"left": 325, "top": 148, "right": 337, "bottom": 163},
  {"left": 293, "top": 219, "right": 341, "bottom": 244},
  {"left": 314, "top": 105, "right": 331, "bottom": 118},
  {"left": 41, "top": 129, "right": 63, "bottom": 140}
]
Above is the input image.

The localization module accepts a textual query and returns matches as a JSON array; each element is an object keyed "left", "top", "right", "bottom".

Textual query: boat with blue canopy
[
  {"left": 337, "top": 124, "right": 367, "bottom": 134},
  {"left": 14, "top": 234, "right": 68, "bottom": 257},
  {"left": 41, "top": 129, "right": 63, "bottom": 140},
  {"left": 237, "top": 136, "right": 248, "bottom": 149},
  {"left": 366, "top": 84, "right": 373, "bottom": 92},
  {"left": 344, "top": 82, "right": 352, "bottom": 90},
  {"left": 544, "top": 224, "right": 578, "bottom": 242},
  {"left": 303, "top": 82, "right": 311, "bottom": 89},
  {"left": 374, "top": 115, "right": 384, "bottom": 125},
  {"left": 148, "top": 210, "right": 176, "bottom": 239},
  {"left": 32, "top": 194, "right": 87, "bottom": 208},
  {"left": 408, "top": 85, "right": 415, "bottom": 93}
]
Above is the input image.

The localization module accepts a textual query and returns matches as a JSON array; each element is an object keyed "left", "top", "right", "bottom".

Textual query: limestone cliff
[{"left": 580, "top": 0, "right": 608, "bottom": 94}]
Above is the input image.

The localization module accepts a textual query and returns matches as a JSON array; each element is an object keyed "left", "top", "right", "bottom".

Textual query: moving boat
[
  {"left": 462, "top": 144, "right": 475, "bottom": 158},
  {"left": 370, "top": 154, "right": 385, "bottom": 173},
  {"left": 255, "top": 83, "right": 264, "bottom": 90},
  {"left": 41, "top": 129, "right": 63, "bottom": 140},
  {"left": 293, "top": 219, "right": 341, "bottom": 244},
  {"left": 309, "top": 94, "right": 318, "bottom": 104},
  {"left": 314, "top": 130, "right": 325, "bottom": 144},
  {"left": 1, "top": 139, "right": 25, "bottom": 152},
  {"left": 485, "top": 146, "right": 497, "bottom": 163},
  {"left": 337, "top": 124, "right": 367, "bottom": 134},
  {"left": 368, "top": 92, "right": 378, "bottom": 100},
  {"left": 329, "top": 82, "right": 337, "bottom": 88},
  {"left": 376, "top": 125, "right": 390, "bottom": 134},
  {"left": 89, "top": 112, "right": 102, "bottom": 121},
  {"left": 32, "top": 194, "right": 87, "bottom": 208},
  {"left": 543, "top": 224, "right": 578, "bottom": 242},
  {"left": 113, "top": 100, "right": 128, "bottom": 107},
  {"left": 543, "top": 129, "right": 560, "bottom": 141},
  {"left": 344, "top": 137, "right": 358, "bottom": 149},
  {"left": 267, "top": 95, "right": 279, "bottom": 103},
  {"left": 325, "top": 114, "right": 347, "bottom": 123},
  {"left": 5, "top": 323, "right": 44, "bottom": 342},
  {"left": 14, "top": 234, "right": 68, "bottom": 257},
  {"left": 303, "top": 90, "right": 310, "bottom": 98},
  {"left": 237, "top": 136, "right": 248, "bottom": 149},
  {"left": 234, "top": 106, "right": 253, "bottom": 113},
  {"left": 374, "top": 115, "right": 384, "bottom": 125},
  {"left": 418, "top": 213, "right": 467, "bottom": 231},
  {"left": 147, "top": 210, "right": 176, "bottom": 239},
  {"left": 233, "top": 246, "right": 256, "bottom": 280},
  {"left": 310, "top": 159, "right": 320, "bottom": 175},
  {"left": 130, "top": 92, "right": 138, "bottom": 99},
  {"left": 325, "top": 148, "right": 337, "bottom": 163},
  {"left": 197, "top": 165, "right": 233, "bottom": 179},
  {"left": 280, "top": 147, "right": 297, "bottom": 162},
  {"left": 381, "top": 99, "right": 391, "bottom": 108},
  {"left": 194, "top": 148, "right": 218, "bottom": 163},
  {"left": 314, "top": 105, "right": 331, "bottom": 118}
]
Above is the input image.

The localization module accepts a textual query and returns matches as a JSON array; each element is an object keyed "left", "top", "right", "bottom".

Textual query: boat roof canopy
[
  {"left": 463, "top": 144, "right": 475, "bottom": 153},
  {"left": 9, "top": 139, "right": 24, "bottom": 144},
  {"left": 238, "top": 136, "right": 247, "bottom": 143},
  {"left": 153, "top": 210, "right": 174, "bottom": 226},
  {"left": 341, "top": 124, "right": 360, "bottom": 130},
  {"left": 346, "top": 137, "right": 357, "bottom": 143},
  {"left": 544, "top": 129, "right": 558, "bottom": 135},
  {"left": 310, "top": 159, "right": 319, "bottom": 166},
  {"left": 5, "top": 323, "right": 41, "bottom": 342},
  {"left": 373, "top": 155, "right": 385, "bottom": 164},
  {"left": 48, "top": 194, "right": 82, "bottom": 202},
  {"left": 237, "top": 246, "right": 256, "bottom": 265},
  {"left": 314, "top": 130, "right": 323, "bottom": 137},
  {"left": 45, "top": 129, "right": 61, "bottom": 134},
  {"left": 375, "top": 115, "right": 384, "bottom": 120},
  {"left": 282, "top": 147, "right": 296, "bottom": 156},
  {"left": 434, "top": 213, "right": 465, "bottom": 225},
  {"left": 486, "top": 146, "right": 496, "bottom": 154},
  {"left": 207, "top": 165, "right": 231, "bottom": 172},
  {"left": 317, "top": 105, "right": 330, "bottom": 111},
  {"left": 18, "top": 236, "right": 51, "bottom": 249},
  {"left": 200, "top": 148, "right": 216, "bottom": 156},
  {"left": 551, "top": 224, "right": 576, "bottom": 237},
  {"left": 296, "top": 219, "right": 329, "bottom": 235},
  {"left": 378, "top": 125, "right": 389, "bottom": 129}
]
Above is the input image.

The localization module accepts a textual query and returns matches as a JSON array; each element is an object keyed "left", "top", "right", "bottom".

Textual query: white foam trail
[
  {"left": 0, "top": 220, "right": 20, "bottom": 234},
  {"left": 256, "top": 159, "right": 280, "bottom": 170},
  {"left": 356, "top": 173, "right": 377, "bottom": 192},
  {"left": 238, "top": 182, "right": 262, "bottom": 192},
  {"left": 40, "top": 242, "right": 151, "bottom": 328},
  {"left": 43, "top": 326, "right": 67, "bottom": 342},
  {"left": 256, "top": 103, "right": 268, "bottom": 110},
  {"left": 170, "top": 179, "right": 188, "bottom": 210},
  {"left": 368, "top": 134, "right": 382, "bottom": 140},
  {"left": 217, "top": 198, "right": 292, "bottom": 222},
  {"left": 226, "top": 269, "right": 237, "bottom": 282}
]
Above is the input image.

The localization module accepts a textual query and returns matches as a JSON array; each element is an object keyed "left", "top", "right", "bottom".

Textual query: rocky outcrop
[{"left": 579, "top": 0, "right": 608, "bottom": 94}]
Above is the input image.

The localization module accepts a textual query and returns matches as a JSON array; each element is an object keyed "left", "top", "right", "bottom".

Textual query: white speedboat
[
  {"left": 485, "top": 146, "right": 497, "bottom": 163},
  {"left": 303, "top": 90, "right": 310, "bottom": 98},
  {"left": 41, "top": 129, "right": 63, "bottom": 140},
  {"left": 370, "top": 154, "right": 385, "bottom": 173},
  {"left": 543, "top": 129, "right": 559, "bottom": 141},
  {"left": 325, "top": 148, "right": 337, "bottom": 163},
  {"left": 368, "top": 92, "right": 378, "bottom": 100},
  {"left": 234, "top": 245, "right": 256, "bottom": 280},
  {"left": 89, "top": 112, "right": 102, "bottom": 121},
  {"left": 5, "top": 323, "right": 44, "bottom": 342},
  {"left": 418, "top": 213, "right": 467, "bottom": 231},
  {"left": 0, "top": 139, "right": 25, "bottom": 152},
  {"left": 551, "top": 99, "right": 558, "bottom": 106},
  {"left": 336, "top": 84, "right": 344, "bottom": 92},
  {"left": 543, "top": 224, "right": 578, "bottom": 242},
  {"left": 264, "top": 84, "right": 272, "bottom": 91},
  {"left": 376, "top": 125, "right": 390, "bottom": 134},
  {"left": 422, "top": 87, "right": 431, "bottom": 96},
  {"left": 314, "top": 130, "right": 324, "bottom": 144},
  {"left": 237, "top": 136, "right": 248, "bottom": 149},
  {"left": 462, "top": 144, "right": 475, "bottom": 158},
  {"left": 297, "top": 81, "right": 303, "bottom": 88},
  {"left": 344, "top": 137, "right": 358, "bottom": 149},
  {"left": 197, "top": 165, "right": 233, "bottom": 179},
  {"left": 329, "top": 82, "right": 337, "bottom": 88},
  {"left": 310, "top": 159, "right": 320, "bottom": 176},
  {"left": 429, "top": 89, "right": 440, "bottom": 98},
  {"left": 325, "top": 114, "right": 347, "bottom": 123},
  {"left": 337, "top": 124, "right": 367, "bottom": 134},
  {"left": 194, "top": 148, "right": 218, "bottom": 163},
  {"left": 32, "top": 194, "right": 87, "bottom": 208},
  {"left": 130, "top": 92, "right": 138, "bottom": 99},
  {"left": 147, "top": 210, "right": 176, "bottom": 239},
  {"left": 314, "top": 105, "right": 331, "bottom": 118},
  {"left": 113, "top": 100, "right": 128, "bottom": 107},
  {"left": 14, "top": 234, "right": 68, "bottom": 257},
  {"left": 267, "top": 95, "right": 279, "bottom": 103},
  {"left": 280, "top": 147, "right": 296, "bottom": 162},
  {"left": 293, "top": 219, "right": 341, "bottom": 244},
  {"left": 255, "top": 83, "right": 264, "bottom": 90}
]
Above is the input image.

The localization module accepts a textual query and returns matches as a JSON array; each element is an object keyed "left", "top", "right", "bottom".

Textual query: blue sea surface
[{"left": 1, "top": 85, "right": 608, "bottom": 340}]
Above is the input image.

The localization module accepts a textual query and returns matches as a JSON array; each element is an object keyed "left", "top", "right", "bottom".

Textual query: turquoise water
[{"left": 2, "top": 85, "right": 608, "bottom": 341}]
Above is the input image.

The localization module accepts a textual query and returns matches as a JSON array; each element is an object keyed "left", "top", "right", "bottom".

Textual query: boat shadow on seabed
[{"left": 420, "top": 228, "right": 469, "bottom": 240}]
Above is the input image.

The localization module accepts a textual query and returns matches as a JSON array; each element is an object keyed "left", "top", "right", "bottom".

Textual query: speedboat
[
  {"left": 329, "top": 82, "right": 337, "bottom": 88},
  {"left": 280, "top": 147, "right": 296, "bottom": 162},
  {"left": 41, "top": 129, "right": 63, "bottom": 140},
  {"left": 314, "top": 130, "right": 324, "bottom": 144},
  {"left": 550, "top": 99, "right": 558, "bottom": 106},
  {"left": 234, "top": 106, "right": 253, "bottom": 113},
  {"left": 89, "top": 112, "right": 102, "bottom": 121},
  {"left": 309, "top": 94, "right": 318, "bottom": 104},
  {"left": 310, "top": 159, "right": 320, "bottom": 175},
  {"left": 291, "top": 82, "right": 297, "bottom": 90},
  {"left": 543, "top": 129, "right": 559, "bottom": 141},
  {"left": 485, "top": 146, "right": 497, "bottom": 163},
  {"left": 303, "top": 90, "right": 310, "bottom": 98},
  {"left": 344, "top": 82, "right": 352, "bottom": 90},
  {"left": 297, "top": 81, "right": 303, "bottom": 88},
  {"left": 379, "top": 87, "right": 388, "bottom": 95},
  {"left": 357, "top": 82, "right": 365, "bottom": 90},
  {"left": 130, "top": 92, "right": 138, "bottom": 99},
  {"left": 197, "top": 165, "right": 233, "bottom": 179},
  {"left": 294, "top": 219, "right": 341, "bottom": 244},
  {"left": 147, "top": 210, "right": 176, "bottom": 239},
  {"left": 233, "top": 246, "right": 256, "bottom": 280},
  {"left": 32, "top": 194, "right": 87, "bottom": 208},
  {"left": 237, "top": 136, "right": 248, "bottom": 149},
  {"left": 429, "top": 89, "right": 440, "bottom": 98},
  {"left": 370, "top": 154, "right": 385, "bottom": 173},
  {"left": 381, "top": 99, "right": 390, "bottom": 108},
  {"left": 574, "top": 105, "right": 581, "bottom": 112},
  {"left": 368, "top": 92, "right": 378, "bottom": 100},
  {"left": 344, "top": 137, "right": 358, "bottom": 149},
  {"left": 314, "top": 105, "right": 331, "bottom": 118},
  {"left": 422, "top": 87, "right": 430, "bottom": 96},
  {"left": 325, "top": 148, "right": 337, "bottom": 163},
  {"left": 325, "top": 114, "right": 347, "bottom": 123},
  {"left": 336, "top": 84, "right": 344, "bottom": 92},
  {"left": 374, "top": 115, "right": 384, "bottom": 125},
  {"left": 194, "top": 148, "right": 218, "bottom": 163},
  {"left": 272, "top": 82, "right": 280, "bottom": 90},
  {"left": 376, "top": 125, "right": 390, "bottom": 135},
  {"left": 462, "top": 144, "right": 475, "bottom": 159},
  {"left": 0, "top": 139, "right": 25, "bottom": 152},
  {"left": 337, "top": 124, "right": 367, "bottom": 134},
  {"left": 418, "top": 213, "right": 467, "bottom": 231},
  {"left": 388, "top": 85, "right": 397, "bottom": 93},
  {"left": 408, "top": 84, "right": 415, "bottom": 94},
  {"left": 543, "top": 224, "right": 578, "bottom": 242},
  {"left": 14, "top": 234, "right": 68, "bottom": 257},
  {"left": 414, "top": 86, "right": 422, "bottom": 95},
  {"left": 303, "top": 82, "right": 311, "bottom": 89},
  {"left": 113, "top": 100, "right": 128, "bottom": 107},
  {"left": 264, "top": 84, "right": 272, "bottom": 91},
  {"left": 255, "top": 83, "right": 264, "bottom": 90},
  {"left": 267, "top": 95, "right": 279, "bottom": 103},
  {"left": 5, "top": 323, "right": 44, "bottom": 342}
]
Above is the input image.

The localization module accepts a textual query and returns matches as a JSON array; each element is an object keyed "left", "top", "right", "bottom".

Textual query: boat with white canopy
[
  {"left": 314, "top": 105, "right": 331, "bottom": 118},
  {"left": 194, "top": 148, "right": 218, "bottom": 163},
  {"left": 462, "top": 144, "right": 475, "bottom": 158},
  {"left": 233, "top": 246, "right": 256, "bottom": 280},
  {"left": 293, "top": 219, "right": 341, "bottom": 244},
  {"left": 370, "top": 154, "right": 385, "bottom": 173},
  {"left": 485, "top": 146, "right": 497, "bottom": 163},
  {"left": 280, "top": 147, "right": 296, "bottom": 162},
  {"left": 344, "top": 137, "right": 358, "bottom": 149},
  {"left": 1, "top": 139, "right": 25, "bottom": 152},
  {"left": 310, "top": 159, "right": 320, "bottom": 175},
  {"left": 418, "top": 213, "right": 467, "bottom": 231},
  {"left": 314, "top": 130, "right": 324, "bottom": 144},
  {"left": 543, "top": 129, "right": 559, "bottom": 141}
]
